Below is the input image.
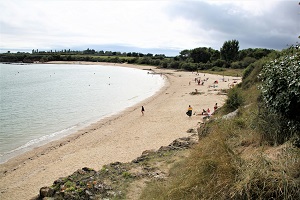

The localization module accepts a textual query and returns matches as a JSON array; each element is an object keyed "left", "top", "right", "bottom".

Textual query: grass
[
  {"left": 201, "top": 68, "right": 244, "bottom": 77},
  {"left": 140, "top": 105, "right": 300, "bottom": 200},
  {"left": 140, "top": 60, "right": 300, "bottom": 199}
]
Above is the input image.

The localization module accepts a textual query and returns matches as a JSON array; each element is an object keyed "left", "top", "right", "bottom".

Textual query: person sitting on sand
[
  {"left": 207, "top": 108, "right": 211, "bottom": 115},
  {"left": 186, "top": 105, "right": 193, "bottom": 117},
  {"left": 201, "top": 109, "right": 207, "bottom": 115}
]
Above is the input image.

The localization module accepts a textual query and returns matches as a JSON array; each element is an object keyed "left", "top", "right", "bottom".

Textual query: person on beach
[
  {"left": 214, "top": 103, "right": 218, "bottom": 111},
  {"left": 186, "top": 105, "right": 193, "bottom": 117},
  {"left": 141, "top": 106, "right": 145, "bottom": 116},
  {"left": 207, "top": 108, "right": 211, "bottom": 115}
]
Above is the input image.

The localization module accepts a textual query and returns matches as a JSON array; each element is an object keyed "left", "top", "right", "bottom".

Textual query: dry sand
[{"left": 0, "top": 62, "right": 240, "bottom": 199}]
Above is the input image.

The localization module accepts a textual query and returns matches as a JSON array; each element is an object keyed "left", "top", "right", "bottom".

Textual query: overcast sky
[{"left": 0, "top": 0, "right": 299, "bottom": 56}]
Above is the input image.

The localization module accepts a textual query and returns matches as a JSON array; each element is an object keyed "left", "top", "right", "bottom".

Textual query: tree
[
  {"left": 146, "top": 53, "right": 153, "bottom": 57},
  {"left": 220, "top": 39, "right": 239, "bottom": 62},
  {"left": 83, "top": 48, "right": 95, "bottom": 54},
  {"left": 179, "top": 49, "right": 190, "bottom": 61},
  {"left": 209, "top": 48, "right": 220, "bottom": 61},
  {"left": 190, "top": 47, "right": 211, "bottom": 63}
]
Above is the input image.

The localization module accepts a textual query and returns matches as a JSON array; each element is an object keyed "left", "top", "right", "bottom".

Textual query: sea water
[{"left": 0, "top": 63, "right": 165, "bottom": 163}]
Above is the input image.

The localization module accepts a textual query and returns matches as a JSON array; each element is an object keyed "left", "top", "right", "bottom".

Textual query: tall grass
[
  {"left": 141, "top": 120, "right": 239, "bottom": 200},
  {"left": 224, "top": 86, "right": 244, "bottom": 112},
  {"left": 140, "top": 51, "right": 300, "bottom": 199},
  {"left": 140, "top": 107, "right": 300, "bottom": 200}
]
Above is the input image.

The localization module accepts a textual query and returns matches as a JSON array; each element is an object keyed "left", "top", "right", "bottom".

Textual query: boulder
[{"left": 39, "top": 186, "right": 54, "bottom": 198}]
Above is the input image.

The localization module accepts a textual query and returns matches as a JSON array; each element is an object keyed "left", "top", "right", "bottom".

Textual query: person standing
[
  {"left": 141, "top": 106, "right": 145, "bottom": 116},
  {"left": 186, "top": 105, "right": 193, "bottom": 117},
  {"left": 214, "top": 103, "right": 218, "bottom": 111}
]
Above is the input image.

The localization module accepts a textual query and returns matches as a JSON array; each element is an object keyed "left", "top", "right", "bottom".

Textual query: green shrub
[
  {"left": 259, "top": 52, "right": 300, "bottom": 121},
  {"left": 258, "top": 51, "right": 300, "bottom": 143},
  {"left": 198, "top": 62, "right": 213, "bottom": 70},
  {"left": 231, "top": 61, "right": 242, "bottom": 69},
  {"left": 212, "top": 59, "right": 226, "bottom": 68},
  {"left": 225, "top": 87, "right": 244, "bottom": 112},
  {"left": 242, "top": 63, "right": 255, "bottom": 80},
  {"left": 211, "top": 66, "right": 225, "bottom": 72},
  {"left": 241, "top": 56, "right": 257, "bottom": 68},
  {"left": 256, "top": 103, "right": 299, "bottom": 145}
]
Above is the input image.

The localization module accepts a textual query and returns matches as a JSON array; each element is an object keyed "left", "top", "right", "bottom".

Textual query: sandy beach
[{"left": 0, "top": 62, "right": 240, "bottom": 199}]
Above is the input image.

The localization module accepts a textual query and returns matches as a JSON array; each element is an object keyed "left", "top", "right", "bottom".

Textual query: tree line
[{"left": 0, "top": 40, "right": 276, "bottom": 71}]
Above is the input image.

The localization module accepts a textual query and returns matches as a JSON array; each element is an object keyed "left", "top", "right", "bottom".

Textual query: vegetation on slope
[
  {"left": 140, "top": 46, "right": 300, "bottom": 200},
  {"left": 36, "top": 136, "right": 198, "bottom": 199},
  {"left": 35, "top": 46, "right": 299, "bottom": 199}
]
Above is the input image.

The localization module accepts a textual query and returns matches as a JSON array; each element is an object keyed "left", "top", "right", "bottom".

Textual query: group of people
[
  {"left": 194, "top": 77, "right": 209, "bottom": 86},
  {"left": 186, "top": 103, "right": 218, "bottom": 118}
]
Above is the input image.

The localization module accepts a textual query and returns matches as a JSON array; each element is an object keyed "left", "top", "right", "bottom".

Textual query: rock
[
  {"left": 94, "top": 182, "right": 112, "bottom": 193},
  {"left": 141, "top": 149, "right": 156, "bottom": 156},
  {"left": 222, "top": 109, "right": 239, "bottom": 120},
  {"left": 187, "top": 128, "right": 197, "bottom": 133},
  {"left": 82, "top": 167, "right": 96, "bottom": 172},
  {"left": 85, "top": 189, "right": 93, "bottom": 196},
  {"left": 76, "top": 169, "right": 87, "bottom": 175},
  {"left": 39, "top": 186, "right": 54, "bottom": 198},
  {"left": 53, "top": 178, "right": 63, "bottom": 185},
  {"left": 158, "top": 146, "right": 175, "bottom": 152},
  {"left": 132, "top": 156, "right": 145, "bottom": 163}
]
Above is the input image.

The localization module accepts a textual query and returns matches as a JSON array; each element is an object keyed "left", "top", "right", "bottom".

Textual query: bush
[
  {"left": 211, "top": 66, "right": 225, "bottom": 72},
  {"left": 256, "top": 103, "right": 299, "bottom": 145},
  {"left": 242, "top": 63, "right": 255, "bottom": 80},
  {"left": 225, "top": 87, "right": 244, "bottom": 112},
  {"left": 259, "top": 52, "right": 300, "bottom": 122},
  {"left": 168, "top": 61, "right": 180, "bottom": 69},
  {"left": 259, "top": 50, "right": 300, "bottom": 144},
  {"left": 198, "top": 62, "right": 213, "bottom": 70},
  {"left": 241, "top": 56, "right": 257, "bottom": 68},
  {"left": 212, "top": 59, "right": 226, "bottom": 68},
  {"left": 231, "top": 61, "right": 242, "bottom": 69},
  {"left": 180, "top": 62, "right": 197, "bottom": 71}
]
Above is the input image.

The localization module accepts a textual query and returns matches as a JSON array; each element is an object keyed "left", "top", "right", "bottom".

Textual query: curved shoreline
[
  {"left": 0, "top": 62, "right": 240, "bottom": 199},
  {"left": 0, "top": 62, "right": 165, "bottom": 164}
]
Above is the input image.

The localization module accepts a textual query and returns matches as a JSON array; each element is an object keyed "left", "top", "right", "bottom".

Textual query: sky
[{"left": 0, "top": 0, "right": 299, "bottom": 56}]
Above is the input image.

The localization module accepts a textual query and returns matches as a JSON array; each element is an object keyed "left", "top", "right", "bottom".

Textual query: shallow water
[{"left": 0, "top": 63, "right": 164, "bottom": 163}]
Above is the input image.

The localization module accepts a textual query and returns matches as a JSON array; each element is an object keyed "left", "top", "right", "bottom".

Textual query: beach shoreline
[
  {"left": 0, "top": 62, "right": 240, "bottom": 199},
  {"left": 0, "top": 61, "right": 165, "bottom": 164}
]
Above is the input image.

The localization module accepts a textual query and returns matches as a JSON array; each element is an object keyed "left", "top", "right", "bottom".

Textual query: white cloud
[{"left": 0, "top": 0, "right": 299, "bottom": 54}]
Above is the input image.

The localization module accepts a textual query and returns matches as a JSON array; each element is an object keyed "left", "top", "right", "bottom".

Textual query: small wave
[
  {"left": 128, "top": 96, "right": 138, "bottom": 100},
  {"left": 2, "top": 125, "right": 77, "bottom": 156}
]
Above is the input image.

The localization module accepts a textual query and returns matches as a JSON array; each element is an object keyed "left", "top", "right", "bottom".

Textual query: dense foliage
[
  {"left": 0, "top": 40, "right": 274, "bottom": 72},
  {"left": 258, "top": 47, "right": 300, "bottom": 144},
  {"left": 260, "top": 50, "right": 300, "bottom": 121},
  {"left": 220, "top": 39, "right": 239, "bottom": 62}
]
